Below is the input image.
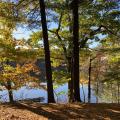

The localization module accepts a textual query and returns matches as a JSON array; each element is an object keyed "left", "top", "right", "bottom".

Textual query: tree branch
[
  {"left": 48, "top": 13, "right": 67, "bottom": 57},
  {"left": 56, "top": 13, "right": 63, "bottom": 33}
]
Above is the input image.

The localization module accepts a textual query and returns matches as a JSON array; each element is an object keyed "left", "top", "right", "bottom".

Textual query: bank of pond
[{"left": 0, "top": 83, "right": 119, "bottom": 103}]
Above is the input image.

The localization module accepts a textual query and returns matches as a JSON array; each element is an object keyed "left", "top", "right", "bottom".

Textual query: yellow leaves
[
  {"left": 0, "top": 60, "right": 40, "bottom": 90},
  {"left": 21, "top": 63, "right": 39, "bottom": 73},
  {"left": 4, "top": 64, "right": 15, "bottom": 72},
  {"left": 109, "top": 55, "right": 120, "bottom": 63},
  {"left": 80, "top": 79, "right": 88, "bottom": 84}
]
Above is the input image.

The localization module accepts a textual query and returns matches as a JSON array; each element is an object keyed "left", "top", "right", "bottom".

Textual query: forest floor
[{"left": 0, "top": 102, "right": 120, "bottom": 120}]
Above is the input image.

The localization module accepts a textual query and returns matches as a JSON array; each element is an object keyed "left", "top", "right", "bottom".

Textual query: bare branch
[{"left": 56, "top": 13, "right": 63, "bottom": 33}]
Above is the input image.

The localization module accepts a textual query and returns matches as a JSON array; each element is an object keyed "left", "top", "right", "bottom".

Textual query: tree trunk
[
  {"left": 39, "top": 0, "right": 55, "bottom": 103},
  {"left": 68, "top": 13, "right": 74, "bottom": 102},
  {"left": 88, "top": 57, "right": 92, "bottom": 103},
  {"left": 7, "top": 81, "right": 13, "bottom": 103},
  {"left": 117, "top": 81, "right": 119, "bottom": 104},
  {"left": 96, "top": 80, "right": 99, "bottom": 103},
  {"left": 72, "top": 0, "right": 81, "bottom": 102},
  {"left": 68, "top": 57, "right": 74, "bottom": 102},
  {"left": 111, "top": 83, "right": 113, "bottom": 103}
]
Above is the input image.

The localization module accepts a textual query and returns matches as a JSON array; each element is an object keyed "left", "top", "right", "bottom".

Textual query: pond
[{"left": 0, "top": 83, "right": 99, "bottom": 103}]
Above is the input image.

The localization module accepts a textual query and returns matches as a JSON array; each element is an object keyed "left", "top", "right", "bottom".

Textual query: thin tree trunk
[
  {"left": 111, "top": 83, "right": 113, "bottom": 103},
  {"left": 96, "top": 80, "right": 99, "bottom": 103},
  {"left": 68, "top": 57, "right": 74, "bottom": 102},
  {"left": 88, "top": 57, "right": 92, "bottom": 103},
  {"left": 7, "top": 81, "right": 13, "bottom": 103},
  {"left": 39, "top": 0, "right": 55, "bottom": 103},
  {"left": 68, "top": 13, "right": 74, "bottom": 102},
  {"left": 5, "top": 60, "right": 14, "bottom": 103},
  {"left": 72, "top": 0, "right": 81, "bottom": 102},
  {"left": 95, "top": 59, "right": 101, "bottom": 103},
  {"left": 117, "top": 81, "right": 119, "bottom": 104}
]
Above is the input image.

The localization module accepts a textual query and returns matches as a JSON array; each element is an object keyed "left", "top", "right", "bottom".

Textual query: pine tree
[{"left": 38, "top": 0, "right": 55, "bottom": 103}]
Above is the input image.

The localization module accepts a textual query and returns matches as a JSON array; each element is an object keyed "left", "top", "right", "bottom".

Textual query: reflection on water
[{"left": 0, "top": 83, "right": 97, "bottom": 103}]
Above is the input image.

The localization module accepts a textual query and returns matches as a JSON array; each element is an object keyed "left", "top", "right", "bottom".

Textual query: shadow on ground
[{"left": 1, "top": 102, "right": 120, "bottom": 120}]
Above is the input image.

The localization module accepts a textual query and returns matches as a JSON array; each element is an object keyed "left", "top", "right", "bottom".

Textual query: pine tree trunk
[
  {"left": 96, "top": 80, "right": 99, "bottom": 103},
  {"left": 39, "top": 0, "right": 55, "bottom": 103},
  {"left": 68, "top": 13, "right": 74, "bottom": 102},
  {"left": 7, "top": 81, "right": 13, "bottom": 103},
  {"left": 88, "top": 57, "right": 92, "bottom": 103},
  {"left": 117, "top": 81, "right": 119, "bottom": 104},
  {"left": 68, "top": 57, "right": 74, "bottom": 102},
  {"left": 111, "top": 83, "right": 113, "bottom": 103},
  {"left": 72, "top": 0, "right": 81, "bottom": 102}
]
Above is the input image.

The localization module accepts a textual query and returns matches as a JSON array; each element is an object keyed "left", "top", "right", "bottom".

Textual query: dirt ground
[{"left": 0, "top": 102, "right": 120, "bottom": 120}]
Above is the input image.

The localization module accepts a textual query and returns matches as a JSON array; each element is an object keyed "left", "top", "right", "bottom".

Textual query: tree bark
[
  {"left": 111, "top": 83, "right": 113, "bottom": 103},
  {"left": 39, "top": 0, "right": 55, "bottom": 103},
  {"left": 72, "top": 0, "right": 81, "bottom": 102},
  {"left": 96, "top": 80, "right": 99, "bottom": 103},
  {"left": 68, "top": 13, "right": 74, "bottom": 102},
  {"left": 68, "top": 57, "right": 74, "bottom": 102},
  {"left": 7, "top": 81, "right": 14, "bottom": 103},
  {"left": 117, "top": 81, "right": 119, "bottom": 104},
  {"left": 88, "top": 57, "right": 92, "bottom": 103}
]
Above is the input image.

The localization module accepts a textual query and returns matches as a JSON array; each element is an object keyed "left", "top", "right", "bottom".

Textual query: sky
[
  {"left": 12, "top": 27, "right": 32, "bottom": 39},
  {"left": 12, "top": 22, "right": 58, "bottom": 40},
  {"left": 12, "top": 27, "right": 103, "bottom": 48},
  {"left": 12, "top": 21, "right": 107, "bottom": 49},
  {"left": 13, "top": 27, "right": 106, "bottom": 48}
]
